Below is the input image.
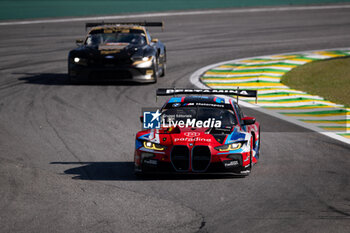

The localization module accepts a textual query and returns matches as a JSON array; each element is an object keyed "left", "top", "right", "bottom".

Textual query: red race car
[{"left": 134, "top": 88, "right": 260, "bottom": 176}]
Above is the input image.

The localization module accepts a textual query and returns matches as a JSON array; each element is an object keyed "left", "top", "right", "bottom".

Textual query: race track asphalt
[{"left": 0, "top": 5, "right": 349, "bottom": 233}]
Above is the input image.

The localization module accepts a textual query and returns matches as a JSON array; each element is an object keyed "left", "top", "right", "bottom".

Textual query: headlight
[
  {"left": 72, "top": 57, "right": 88, "bottom": 66},
  {"left": 143, "top": 141, "right": 166, "bottom": 151},
  {"left": 132, "top": 56, "right": 154, "bottom": 68},
  {"left": 215, "top": 142, "right": 243, "bottom": 151}
]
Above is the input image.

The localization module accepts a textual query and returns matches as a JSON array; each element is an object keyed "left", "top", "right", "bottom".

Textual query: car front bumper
[
  {"left": 134, "top": 151, "right": 251, "bottom": 175},
  {"left": 69, "top": 64, "right": 156, "bottom": 83}
]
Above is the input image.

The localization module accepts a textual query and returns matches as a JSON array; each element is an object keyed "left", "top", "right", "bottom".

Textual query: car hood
[{"left": 70, "top": 43, "right": 143, "bottom": 58}]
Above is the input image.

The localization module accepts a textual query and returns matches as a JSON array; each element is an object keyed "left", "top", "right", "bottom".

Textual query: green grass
[{"left": 281, "top": 57, "right": 350, "bottom": 108}]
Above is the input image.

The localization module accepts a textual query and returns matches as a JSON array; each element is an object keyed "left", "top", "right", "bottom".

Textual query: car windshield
[
  {"left": 85, "top": 33, "right": 146, "bottom": 46},
  {"left": 161, "top": 107, "right": 237, "bottom": 128}
]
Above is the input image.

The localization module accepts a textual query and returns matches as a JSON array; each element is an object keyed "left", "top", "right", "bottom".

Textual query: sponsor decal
[
  {"left": 174, "top": 138, "right": 211, "bottom": 142},
  {"left": 143, "top": 159, "right": 158, "bottom": 165},
  {"left": 184, "top": 132, "right": 200, "bottom": 137},
  {"left": 225, "top": 160, "right": 239, "bottom": 167},
  {"left": 183, "top": 103, "right": 194, "bottom": 106},
  {"left": 162, "top": 88, "right": 256, "bottom": 97},
  {"left": 172, "top": 103, "right": 181, "bottom": 107},
  {"left": 195, "top": 103, "right": 225, "bottom": 108}
]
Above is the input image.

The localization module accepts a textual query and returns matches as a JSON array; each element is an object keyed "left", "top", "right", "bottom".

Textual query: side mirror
[
  {"left": 140, "top": 116, "right": 144, "bottom": 123},
  {"left": 242, "top": 117, "right": 256, "bottom": 125},
  {"left": 76, "top": 39, "right": 83, "bottom": 46},
  {"left": 151, "top": 38, "right": 159, "bottom": 43}
]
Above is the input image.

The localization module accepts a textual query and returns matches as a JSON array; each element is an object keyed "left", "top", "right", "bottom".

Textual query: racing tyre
[
  {"left": 160, "top": 62, "right": 166, "bottom": 77},
  {"left": 240, "top": 137, "right": 253, "bottom": 176},
  {"left": 134, "top": 164, "right": 145, "bottom": 178},
  {"left": 256, "top": 127, "right": 261, "bottom": 158},
  {"left": 68, "top": 62, "right": 79, "bottom": 84},
  {"left": 135, "top": 171, "right": 145, "bottom": 178},
  {"left": 160, "top": 53, "right": 166, "bottom": 77},
  {"left": 68, "top": 75, "right": 81, "bottom": 85},
  {"left": 152, "top": 60, "right": 158, "bottom": 83}
]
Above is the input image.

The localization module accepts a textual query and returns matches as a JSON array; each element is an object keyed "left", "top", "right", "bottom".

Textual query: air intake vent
[
  {"left": 171, "top": 146, "right": 190, "bottom": 171},
  {"left": 192, "top": 146, "right": 211, "bottom": 171}
]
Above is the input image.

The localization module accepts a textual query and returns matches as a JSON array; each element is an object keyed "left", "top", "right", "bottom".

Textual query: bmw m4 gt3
[{"left": 134, "top": 88, "right": 261, "bottom": 176}]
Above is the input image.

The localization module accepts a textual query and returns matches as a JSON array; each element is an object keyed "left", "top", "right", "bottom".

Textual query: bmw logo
[{"left": 172, "top": 103, "right": 181, "bottom": 107}]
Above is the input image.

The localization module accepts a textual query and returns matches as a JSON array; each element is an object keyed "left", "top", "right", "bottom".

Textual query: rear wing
[
  {"left": 156, "top": 88, "right": 258, "bottom": 104},
  {"left": 85, "top": 21, "right": 164, "bottom": 30}
]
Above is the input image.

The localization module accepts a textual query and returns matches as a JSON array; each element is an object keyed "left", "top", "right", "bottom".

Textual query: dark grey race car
[{"left": 68, "top": 22, "right": 166, "bottom": 83}]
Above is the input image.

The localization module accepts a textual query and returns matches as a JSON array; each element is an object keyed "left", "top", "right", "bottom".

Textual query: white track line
[
  {"left": 189, "top": 48, "right": 350, "bottom": 145},
  {"left": 1, "top": 4, "right": 350, "bottom": 26}
]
